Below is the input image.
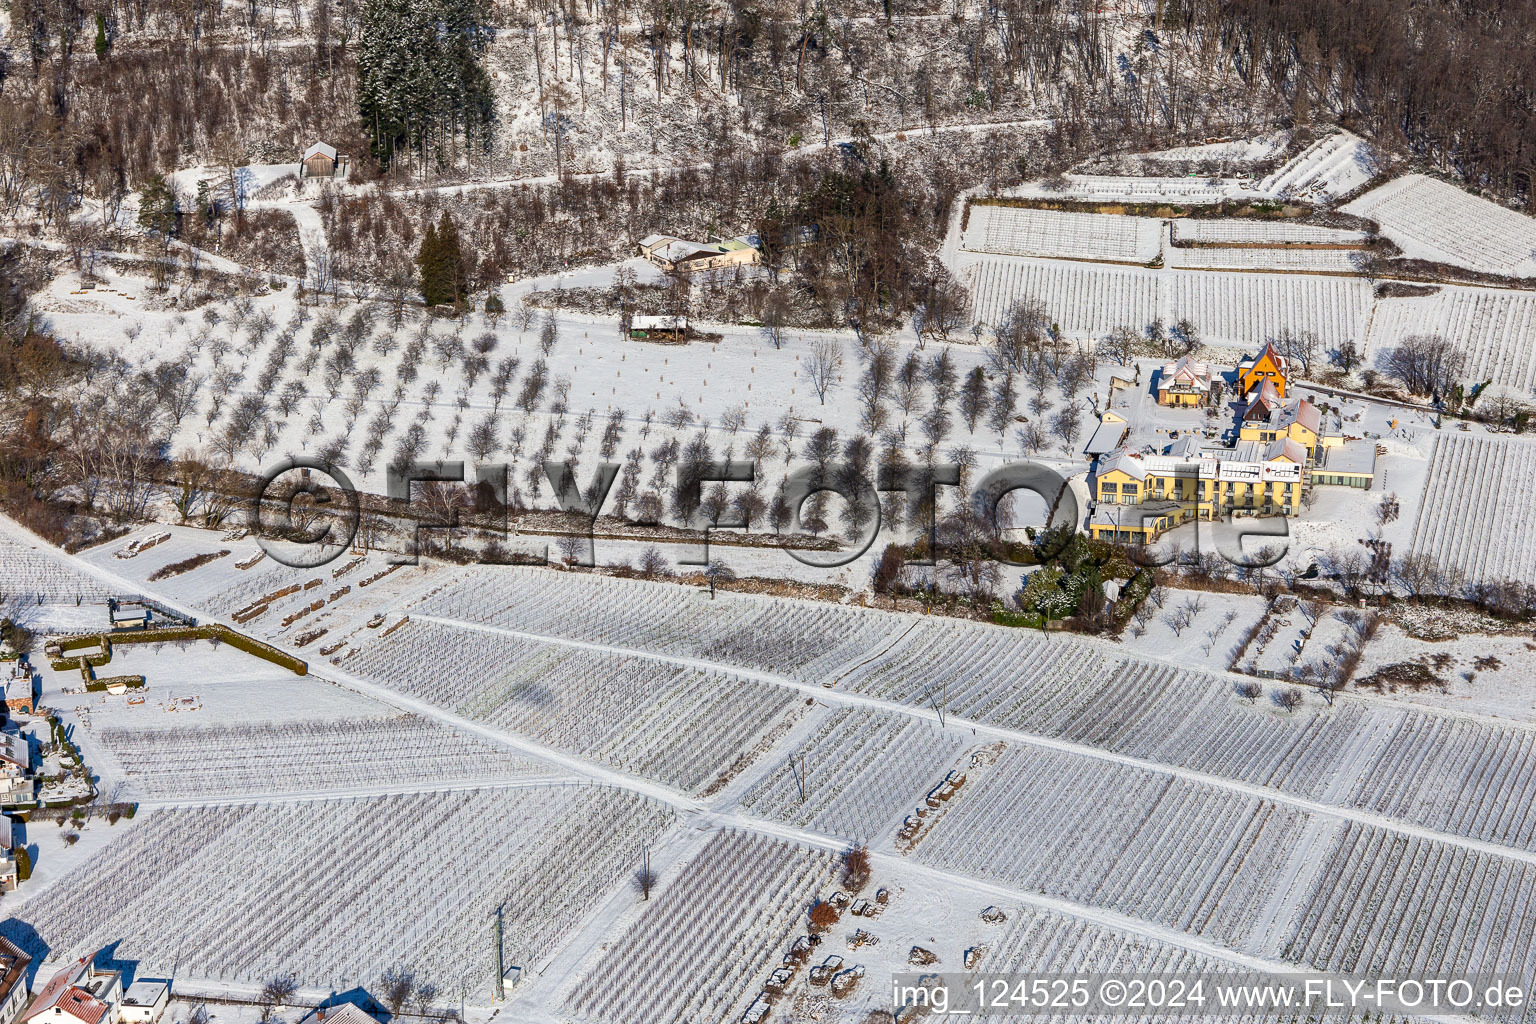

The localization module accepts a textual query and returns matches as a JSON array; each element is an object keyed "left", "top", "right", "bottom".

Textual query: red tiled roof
[{"left": 52, "top": 989, "right": 109, "bottom": 1024}]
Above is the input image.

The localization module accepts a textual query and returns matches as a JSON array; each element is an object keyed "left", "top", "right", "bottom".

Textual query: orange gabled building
[{"left": 1237, "top": 342, "right": 1290, "bottom": 399}]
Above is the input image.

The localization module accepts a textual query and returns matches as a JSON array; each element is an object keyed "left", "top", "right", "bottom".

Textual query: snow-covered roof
[
  {"left": 655, "top": 240, "right": 709, "bottom": 263},
  {"left": 302, "top": 142, "right": 337, "bottom": 162},
  {"left": 1244, "top": 378, "right": 1283, "bottom": 411},
  {"left": 1239, "top": 343, "right": 1289, "bottom": 374},
  {"left": 638, "top": 233, "right": 675, "bottom": 248},
  {"left": 122, "top": 982, "right": 169, "bottom": 1008},
  {"left": 1086, "top": 418, "right": 1129, "bottom": 457},
  {"left": 1248, "top": 397, "right": 1321, "bottom": 435},
  {"left": 632, "top": 315, "right": 686, "bottom": 330},
  {"left": 1096, "top": 449, "right": 1148, "bottom": 481},
  {"left": 298, "top": 1004, "right": 377, "bottom": 1024},
  {"left": 1263, "top": 437, "right": 1308, "bottom": 464},
  {"left": 1158, "top": 356, "right": 1210, "bottom": 389},
  {"left": 1319, "top": 439, "right": 1377, "bottom": 476}
]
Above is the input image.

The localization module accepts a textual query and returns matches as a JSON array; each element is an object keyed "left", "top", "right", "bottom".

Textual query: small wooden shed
[{"left": 301, "top": 142, "right": 339, "bottom": 179}]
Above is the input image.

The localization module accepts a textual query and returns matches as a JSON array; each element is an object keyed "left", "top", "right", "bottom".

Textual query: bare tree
[
  {"left": 1382, "top": 334, "right": 1466, "bottom": 399},
  {"left": 259, "top": 975, "right": 297, "bottom": 1023},
  {"left": 633, "top": 849, "right": 658, "bottom": 900},
  {"left": 1271, "top": 687, "right": 1304, "bottom": 714},
  {"left": 806, "top": 338, "right": 843, "bottom": 406},
  {"left": 379, "top": 968, "right": 416, "bottom": 1020}
]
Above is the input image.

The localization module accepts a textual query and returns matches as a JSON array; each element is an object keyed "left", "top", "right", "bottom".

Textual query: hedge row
[
  {"left": 86, "top": 674, "right": 146, "bottom": 692},
  {"left": 45, "top": 624, "right": 307, "bottom": 677}
]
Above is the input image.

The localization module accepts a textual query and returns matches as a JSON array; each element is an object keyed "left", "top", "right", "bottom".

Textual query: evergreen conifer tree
[
  {"left": 417, "top": 219, "right": 444, "bottom": 305},
  {"left": 435, "top": 212, "right": 466, "bottom": 307}
]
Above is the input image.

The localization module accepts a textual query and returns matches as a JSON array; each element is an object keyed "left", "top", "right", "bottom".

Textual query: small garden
[{"left": 998, "top": 528, "right": 1153, "bottom": 633}]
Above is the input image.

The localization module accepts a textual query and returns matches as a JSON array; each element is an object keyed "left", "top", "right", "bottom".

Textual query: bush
[
  {"left": 841, "top": 844, "right": 872, "bottom": 891},
  {"left": 14, "top": 847, "right": 30, "bottom": 881},
  {"left": 85, "top": 674, "right": 146, "bottom": 692}
]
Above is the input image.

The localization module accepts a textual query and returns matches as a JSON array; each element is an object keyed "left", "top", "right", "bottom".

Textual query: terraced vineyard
[
  {"left": 3, "top": 787, "right": 673, "bottom": 998},
  {"left": 1164, "top": 272, "right": 1371, "bottom": 351},
  {"left": 963, "top": 204, "right": 1161, "bottom": 263},
  {"left": 1409, "top": 433, "right": 1536, "bottom": 586},
  {"left": 961, "top": 254, "right": 1160, "bottom": 335},
  {"left": 1343, "top": 173, "right": 1536, "bottom": 278},
  {"left": 1366, "top": 287, "right": 1536, "bottom": 392},
  {"left": 345, "top": 618, "right": 803, "bottom": 796},
  {"left": 1171, "top": 220, "right": 1369, "bottom": 245},
  {"left": 97, "top": 715, "right": 558, "bottom": 799}
]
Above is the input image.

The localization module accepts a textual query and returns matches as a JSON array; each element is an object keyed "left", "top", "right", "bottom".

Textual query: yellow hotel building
[{"left": 1089, "top": 437, "right": 1307, "bottom": 543}]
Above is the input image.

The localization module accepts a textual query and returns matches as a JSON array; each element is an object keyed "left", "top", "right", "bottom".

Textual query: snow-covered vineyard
[
  {"left": 1342, "top": 174, "right": 1536, "bottom": 278},
  {"left": 9, "top": 115, "right": 1536, "bottom": 1024},
  {"left": 954, "top": 173, "right": 1536, "bottom": 391},
  {"left": 93, "top": 715, "right": 559, "bottom": 801},
  {"left": 1409, "top": 433, "right": 1536, "bottom": 587},
  {"left": 3, "top": 788, "right": 674, "bottom": 997},
  {"left": 10, "top": 519, "right": 1536, "bottom": 1023},
  {"left": 958, "top": 250, "right": 1375, "bottom": 353}
]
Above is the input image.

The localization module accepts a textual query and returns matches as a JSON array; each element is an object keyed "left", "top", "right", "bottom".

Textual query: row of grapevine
[
  {"left": 849, "top": 625, "right": 1536, "bottom": 856},
  {"left": 1366, "top": 287, "right": 1536, "bottom": 392},
  {"left": 962, "top": 255, "right": 1160, "bottom": 335},
  {"left": 4, "top": 787, "right": 673, "bottom": 998},
  {"left": 0, "top": 531, "right": 112, "bottom": 604},
  {"left": 961, "top": 254, "right": 1371, "bottom": 349},
  {"left": 96, "top": 715, "right": 556, "bottom": 799},
  {"left": 964, "top": 205, "right": 1162, "bottom": 263},
  {"left": 346, "top": 618, "right": 803, "bottom": 796},
  {"left": 1163, "top": 272, "right": 1371, "bottom": 351},
  {"left": 913, "top": 744, "right": 1310, "bottom": 949},
  {"left": 1164, "top": 247, "right": 1362, "bottom": 274},
  {"left": 412, "top": 568, "right": 1536, "bottom": 861},
  {"left": 1342, "top": 174, "right": 1536, "bottom": 278},
  {"left": 972, "top": 908, "right": 1386, "bottom": 1024},
  {"left": 565, "top": 830, "right": 834, "bottom": 1024},
  {"left": 1341, "top": 710, "right": 1536, "bottom": 851},
  {"left": 1409, "top": 434, "right": 1536, "bottom": 586},
  {"left": 413, "top": 567, "right": 906, "bottom": 684},
  {"left": 1282, "top": 822, "right": 1536, "bottom": 1023},
  {"left": 1171, "top": 220, "right": 1369, "bottom": 245},
  {"left": 735, "top": 706, "right": 967, "bottom": 842}
]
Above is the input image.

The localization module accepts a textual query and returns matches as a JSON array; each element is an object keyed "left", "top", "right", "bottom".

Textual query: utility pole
[{"left": 491, "top": 904, "right": 505, "bottom": 1002}]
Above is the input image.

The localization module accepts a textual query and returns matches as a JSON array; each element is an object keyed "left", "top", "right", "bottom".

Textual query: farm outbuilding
[
  {"left": 300, "top": 142, "right": 346, "bottom": 179},
  {"left": 638, "top": 233, "right": 761, "bottom": 273},
  {"left": 630, "top": 315, "right": 687, "bottom": 341}
]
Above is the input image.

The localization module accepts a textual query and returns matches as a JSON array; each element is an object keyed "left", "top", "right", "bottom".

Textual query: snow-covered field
[
  {"left": 1365, "top": 285, "right": 1536, "bottom": 393},
  {"left": 1343, "top": 173, "right": 1536, "bottom": 278},
  {"left": 1170, "top": 220, "right": 1369, "bottom": 245},
  {"left": 9, "top": 509, "right": 1536, "bottom": 1022},
  {"left": 963, "top": 205, "right": 1162, "bottom": 263},
  {"left": 3, "top": 787, "right": 673, "bottom": 999},
  {"left": 12, "top": 125, "right": 1536, "bottom": 1023},
  {"left": 1408, "top": 432, "right": 1536, "bottom": 587},
  {"left": 957, "top": 250, "right": 1373, "bottom": 348},
  {"left": 1258, "top": 131, "right": 1381, "bottom": 204}
]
